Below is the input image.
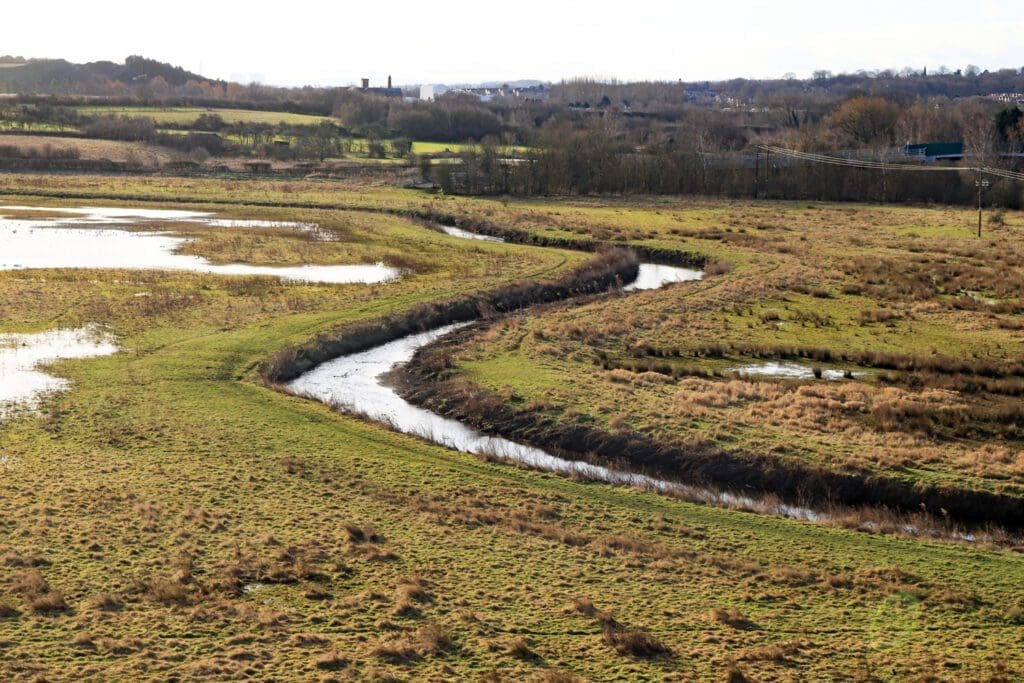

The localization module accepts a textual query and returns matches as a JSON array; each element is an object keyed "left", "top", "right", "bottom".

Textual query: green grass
[
  {"left": 410, "top": 141, "right": 473, "bottom": 155},
  {"left": 0, "top": 120, "right": 75, "bottom": 133},
  {"left": 424, "top": 197, "right": 1024, "bottom": 497},
  {"left": 0, "top": 179, "right": 1022, "bottom": 679},
  {"left": 75, "top": 106, "right": 335, "bottom": 127}
]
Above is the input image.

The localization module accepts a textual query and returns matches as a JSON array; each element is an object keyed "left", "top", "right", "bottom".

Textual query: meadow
[
  {"left": 73, "top": 106, "right": 334, "bottom": 127},
  {"left": 0, "top": 134, "right": 175, "bottom": 166},
  {"left": 0, "top": 175, "right": 1022, "bottom": 680},
  {"left": 408, "top": 199, "right": 1024, "bottom": 514}
]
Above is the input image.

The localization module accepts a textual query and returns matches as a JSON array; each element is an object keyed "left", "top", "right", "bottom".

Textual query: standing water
[
  {"left": 0, "top": 206, "right": 400, "bottom": 284},
  {"left": 0, "top": 327, "right": 118, "bottom": 418}
]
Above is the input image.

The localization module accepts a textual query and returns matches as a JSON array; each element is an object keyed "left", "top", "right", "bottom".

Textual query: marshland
[
  {"left": 2, "top": 41, "right": 1024, "bottom": 682},
  {"left": 0, "top": 172, "right": 1022, "bottom": 682}
]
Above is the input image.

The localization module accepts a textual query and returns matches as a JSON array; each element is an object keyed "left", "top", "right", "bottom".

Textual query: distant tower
[
  {"left": 388, "top": 75, "right": 392, "bottom": 89},
  {"left": 361, "top": 78, "right": 369, "bottom": 89}
]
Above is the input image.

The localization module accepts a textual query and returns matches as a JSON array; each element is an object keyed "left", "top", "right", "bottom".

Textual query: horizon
[
  {"left": 4, "top": 0, "right": 1021, "bottom": 88},
  {"left": 6, "top": 54, "right": 1023, "bottom": 90}
]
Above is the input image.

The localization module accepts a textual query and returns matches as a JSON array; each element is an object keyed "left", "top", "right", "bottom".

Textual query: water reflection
[{"left": 0, "top": 206, "right": 400, "bottom": 284}]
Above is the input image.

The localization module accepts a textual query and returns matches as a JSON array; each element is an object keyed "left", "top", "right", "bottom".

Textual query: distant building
[
  {"left": 356, "top": 75, "right": 403, "bottom": 98},
  {"left": 903, "top": 142, "right": 964, "bottom": 162},
  {"left": 429, "top": 83, "right": 549, "bottom": 103}
]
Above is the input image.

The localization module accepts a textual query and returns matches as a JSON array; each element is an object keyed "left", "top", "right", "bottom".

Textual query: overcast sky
[{"left": 5, "top": 1, "right": 1022, "bottom": 86}]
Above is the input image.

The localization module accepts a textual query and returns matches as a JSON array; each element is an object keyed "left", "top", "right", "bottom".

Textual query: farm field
[
  {"left": 74, "top": 106, "right": 335, "bottom": 127},
  {"left": 0, "top": 175, "right": 1022, "bottom": 680},
  {"left": 0, "top": 134, "right": 175, "bottom": 165}
]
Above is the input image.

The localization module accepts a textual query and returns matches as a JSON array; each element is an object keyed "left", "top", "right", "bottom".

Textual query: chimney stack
[
  {"left": 361, "top": 78, "right": 369, "bottom": 89},
  {"left": 388, "top": 75, "right": 392, "bottom": 89}
]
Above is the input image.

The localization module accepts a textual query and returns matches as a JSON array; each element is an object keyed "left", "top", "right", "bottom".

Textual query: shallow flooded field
[
  {"left": 0, "top": 205, "right": 400, "bottom": 284},
  {"left": 728, "top": 360, "right": 857, "bottom": 380},
  {"left": 0, "top": 326, "right": 117, "bottom": 418}
]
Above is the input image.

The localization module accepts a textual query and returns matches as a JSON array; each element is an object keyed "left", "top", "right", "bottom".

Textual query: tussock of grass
[
  {"left": 371, "top": 624, "right": 454, "bottom": 662},
  {"left": 602, "top": 626, "right": 673, "bottom": 658},
  {"left": 710, "top": 607, "right": 758, "bottom": 631}
]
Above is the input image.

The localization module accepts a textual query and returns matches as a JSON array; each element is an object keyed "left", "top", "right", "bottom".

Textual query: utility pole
[
  {"left": 754, "top": 149, "right": 760, "bottom": 199},
  {"left": 976, "top": 176, "right": 990, "bottom": 238}
]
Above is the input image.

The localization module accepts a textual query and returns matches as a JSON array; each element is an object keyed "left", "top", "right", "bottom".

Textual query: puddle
[
  {"left": 439, "top": 225, "right": 505, "bottom": 243},
  {"left": 623, "top": 263, "right": 704, "bottom": 291},
  {"left": 0, "top": 205, "right": 321, "bottom": 235},
  {"left": 0, "top": 326, "right": 118, "bottom": 418},
  {"left": 729, "top": 361, "right": 859, "bottom": 381},
  {"left": 0, "top": 206, "right": 400, "bottom": 284}
]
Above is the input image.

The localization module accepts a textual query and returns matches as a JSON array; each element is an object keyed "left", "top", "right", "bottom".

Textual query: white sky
[{"left": 4, "top": 0, "right": 1022, "bottom": 86}]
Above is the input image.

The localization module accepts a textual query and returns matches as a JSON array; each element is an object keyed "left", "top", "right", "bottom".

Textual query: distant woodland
[{"left": 2, "top": 56, "right": 1023, "bottom": 204}]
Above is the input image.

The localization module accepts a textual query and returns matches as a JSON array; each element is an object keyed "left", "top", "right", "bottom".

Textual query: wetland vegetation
[{"left": 0, "top": 172, "right": 1022, "bottom": 680}]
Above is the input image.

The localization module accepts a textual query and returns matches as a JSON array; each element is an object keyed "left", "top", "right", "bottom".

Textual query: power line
[{"left": 758, "top": 145, "right": 1024, "bottom": 181}]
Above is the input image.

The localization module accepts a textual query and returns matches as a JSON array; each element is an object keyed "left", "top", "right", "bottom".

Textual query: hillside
[{"left": 0, "top": 56, "right": 222, "bottom": 95}]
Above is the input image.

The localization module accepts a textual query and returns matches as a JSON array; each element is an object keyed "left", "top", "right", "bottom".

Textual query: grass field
[
  {"left": 0, "top": 176, "right": 1021, "bottom": 680},
  {"left": 0, "top": 135, "right": 175, "bottom": 166},
  {"left": 410, "top": 141, "right": 473, "bottom": 155},
  {"left": 0, "top": 121, "right": 74, "bottom": 133},
  {"left": 74, "top": 106, "right": 334, "bottom": 127},
  {"left": 419, "top": 199, "right": 1024, "bottom": 504}
]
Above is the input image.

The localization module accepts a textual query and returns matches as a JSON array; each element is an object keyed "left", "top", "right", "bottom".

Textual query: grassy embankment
[{"left": 0, "top": 177, "right": 1021, "bottom": 680}]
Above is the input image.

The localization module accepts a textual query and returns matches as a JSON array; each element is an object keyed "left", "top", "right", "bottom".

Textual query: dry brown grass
[
  {"left": 504, "top": 636, "right": 538, "bottom": 660},
  {"left": 314, "top": 649, "right": 350, "bottom": 671},
  {"left": 392, "top": 575, "right": 433, "bottom": 617},
  {"left": 371, "top": 624, "right": 454, "bottom": 662},
  {"left": 710, "top": 607, "right": 758, "bottom": 630},
  {"left": 0, "top": 134, "right": 175, "bottom": 165},
  {"left": 602, "top": 626, "right": 673, "bottom": 658},
  {"left": 28, "top": 591, "right": 69, "bottom": 614}
]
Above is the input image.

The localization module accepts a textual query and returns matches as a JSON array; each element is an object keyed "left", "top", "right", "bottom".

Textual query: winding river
[
  {"left": 285, "top": 235, "right": 827, "bottom": 520},
  {"left": 287, "top": 227, "right": 1010, "bottom": 543}
]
